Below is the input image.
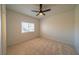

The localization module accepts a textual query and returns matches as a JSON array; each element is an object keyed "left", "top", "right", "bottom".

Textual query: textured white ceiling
[{"left": 6, "top": 4, "right": 75, "bottom": 19}]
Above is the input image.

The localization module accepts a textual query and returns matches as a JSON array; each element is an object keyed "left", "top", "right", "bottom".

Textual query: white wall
[
  {"left": 75, "top": 5, "right": 79, "bottom": 54},
  {"left": 40, "top": 10, "right": 75, "bottom": 46},
  {"left": 7, "top": 9, "right": 40, "bottom": 46}
]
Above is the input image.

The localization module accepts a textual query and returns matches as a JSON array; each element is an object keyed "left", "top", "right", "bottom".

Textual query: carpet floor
[{"left": 7, "top": 38, "right": 77, "bottom": 55}]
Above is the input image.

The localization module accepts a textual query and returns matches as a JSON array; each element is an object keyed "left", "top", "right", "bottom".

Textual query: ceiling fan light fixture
[{"left": 39, "top": 13, "right": 43, "bottom": 15}]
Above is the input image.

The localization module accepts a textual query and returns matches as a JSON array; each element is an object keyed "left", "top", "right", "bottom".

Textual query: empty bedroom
[{"left": 1, "top": 4, "right": 79, "bottom": 55}]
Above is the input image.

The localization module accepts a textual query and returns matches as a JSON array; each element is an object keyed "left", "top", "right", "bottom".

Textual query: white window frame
[{"left": 21, "top": 22, "right": 35, "bottom": 33}]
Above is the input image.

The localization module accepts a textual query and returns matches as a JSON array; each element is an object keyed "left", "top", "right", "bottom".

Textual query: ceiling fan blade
[
  {"left": 42, "top": 12, "right": 45, "bottom": 15},
  {"left": 32, "top": 10, "right": 39, "bottom": 12},
  {"left": 42, "top": 9, "right": 51, "bottom": 12},
  {"left": 36, "top": 13, "right": 39, "bottom": 16}
]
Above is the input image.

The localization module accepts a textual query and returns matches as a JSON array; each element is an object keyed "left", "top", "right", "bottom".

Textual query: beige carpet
[{"left": 7, "top": 38, "right": 77, "bottom": 55}]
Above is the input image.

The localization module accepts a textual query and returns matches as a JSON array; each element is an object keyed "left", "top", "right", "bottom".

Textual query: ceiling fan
[{"left": 32, "top": 4, "right": 51, "bottom": 16}]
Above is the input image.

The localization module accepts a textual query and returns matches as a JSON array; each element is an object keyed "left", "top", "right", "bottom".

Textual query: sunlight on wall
[
  {"left": 1, "top": 5, "right": 6, "bottom": 54},
  {"left": 0, "top": 17, "right": 1, "bottom": 54}
]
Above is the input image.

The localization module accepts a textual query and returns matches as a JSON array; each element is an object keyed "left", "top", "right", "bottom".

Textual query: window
[{"left": 21, "top": 22, "right": 35, "bottom": 33}]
